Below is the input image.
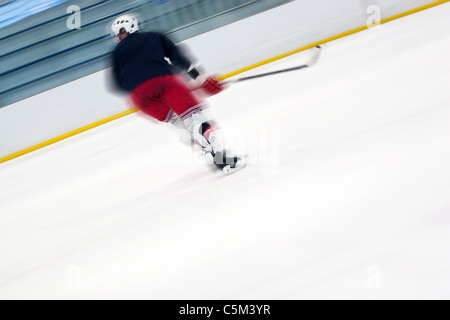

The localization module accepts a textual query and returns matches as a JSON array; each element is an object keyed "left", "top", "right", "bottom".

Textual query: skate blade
[{"left": 222, "top": 158, "right": 247, "bottom": 174}]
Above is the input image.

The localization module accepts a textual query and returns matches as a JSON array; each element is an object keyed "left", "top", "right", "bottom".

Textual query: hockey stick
[{"left": 224, "top": 46, "right": 322, "bottom": 84}]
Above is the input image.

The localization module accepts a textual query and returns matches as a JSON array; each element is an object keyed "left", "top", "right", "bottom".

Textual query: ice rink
[{"left": 1, "top": 3, "right": 449, "bottom": 299}]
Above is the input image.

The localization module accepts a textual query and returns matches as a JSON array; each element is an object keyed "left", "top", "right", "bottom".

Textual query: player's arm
[
  {"left": 159, "top": 33, "right": 224, "bottom": 95},
  {"left": 159, "top": 33, "right": 194, "bottom": 72}
]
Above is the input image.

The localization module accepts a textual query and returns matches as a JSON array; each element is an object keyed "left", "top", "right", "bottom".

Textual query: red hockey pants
[{"left": 130, "top": 75, "right": 205, "bottom": 122}]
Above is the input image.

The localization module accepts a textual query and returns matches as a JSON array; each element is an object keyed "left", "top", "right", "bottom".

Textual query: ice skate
[{"left": 211, "top": 151, "right": 246, "bottom": 174}]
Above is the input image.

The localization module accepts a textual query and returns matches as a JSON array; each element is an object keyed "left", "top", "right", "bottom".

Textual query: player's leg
[
  {"left": 162, "top": 76, "right": 244, "bottom": 172},
  {"left": 168, "top": 106, "right": 227, "bottom": 161},
  {"left": 161, "top": 76, "right": 221, "bottom": 152},
  {"left": 130, "top": 78, "right": 174, "bottom": 122}
]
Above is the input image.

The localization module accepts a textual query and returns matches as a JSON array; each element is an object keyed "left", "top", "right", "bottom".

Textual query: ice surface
[{"left": 0, "top": 3, "right": 449, "bottom": 299}]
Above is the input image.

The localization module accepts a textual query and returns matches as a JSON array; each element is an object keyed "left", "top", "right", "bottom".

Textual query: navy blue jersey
[{"left": 111, "top": 32, "right": 193, "bottom": 92}]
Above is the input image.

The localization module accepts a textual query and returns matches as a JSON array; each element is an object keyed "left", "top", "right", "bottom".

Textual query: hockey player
[{"left": 110, "top": 14, "right": 244, "bottom": 173}]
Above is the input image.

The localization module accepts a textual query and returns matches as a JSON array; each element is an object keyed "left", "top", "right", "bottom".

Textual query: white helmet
[{"left": 111, "top": 14, "right": 139, "bottom": 37}]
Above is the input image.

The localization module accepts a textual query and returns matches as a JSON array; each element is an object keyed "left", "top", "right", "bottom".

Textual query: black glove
[{"left": 187, "top": 67, "right": 200, "bottom": 80}]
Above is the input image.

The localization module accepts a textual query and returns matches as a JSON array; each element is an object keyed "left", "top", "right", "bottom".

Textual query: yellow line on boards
[
  {"left": 0, "top": 108, "right": 139, "bottom": 164},
  {"left": 1, "top": 0, "right": 448, "bottom": 164},
  {"left": 217, "top": 0, "right": 449, "bottom": 80}
]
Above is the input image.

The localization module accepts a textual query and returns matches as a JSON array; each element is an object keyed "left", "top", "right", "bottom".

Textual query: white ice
[{"left": 1, "top": 4, "right": 450, "bottom": 299}]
